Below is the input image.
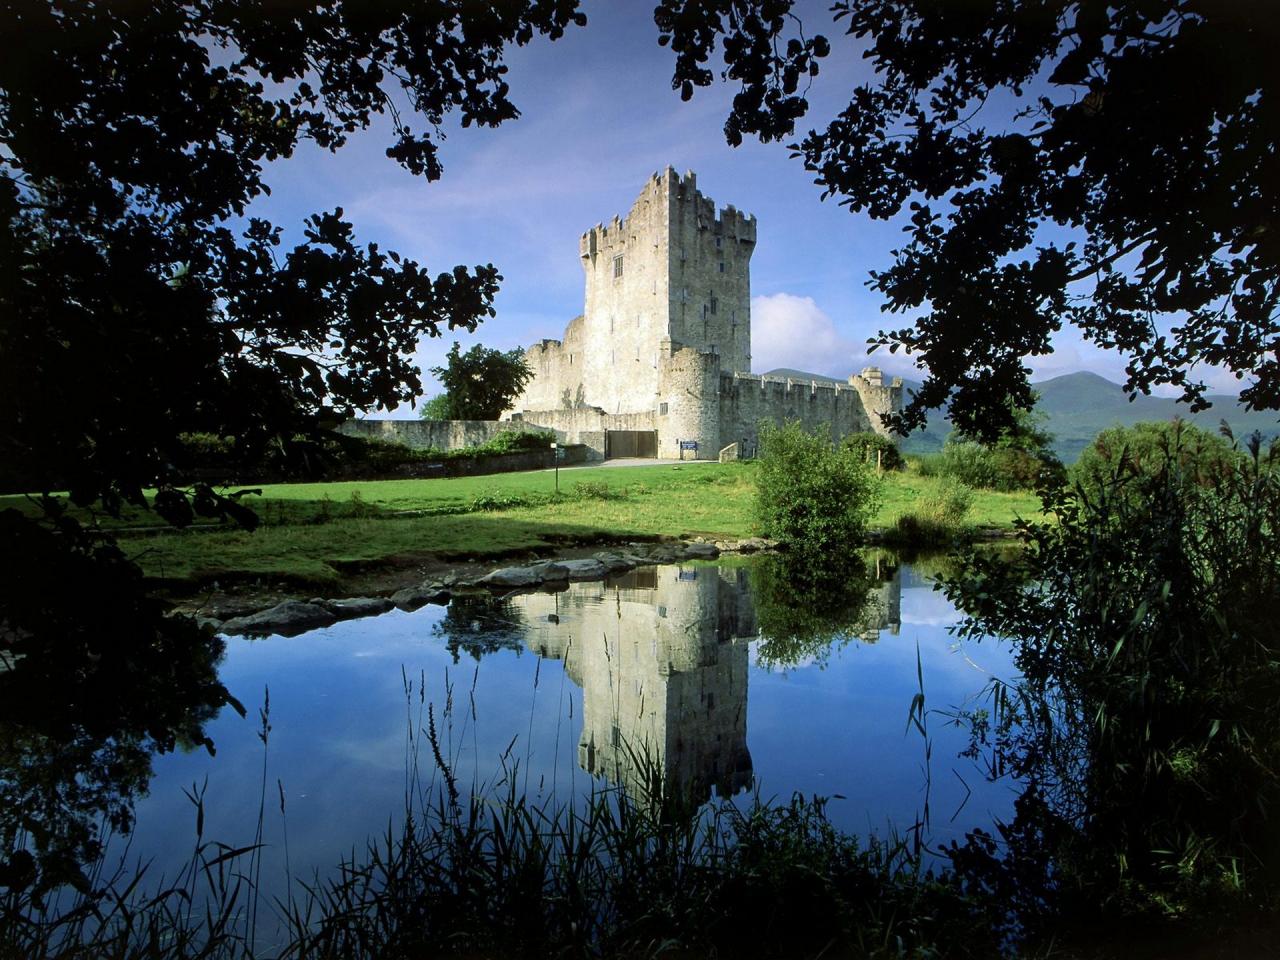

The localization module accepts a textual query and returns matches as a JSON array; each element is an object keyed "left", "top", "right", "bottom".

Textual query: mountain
[
  {"left": 1034, "top": 371, "right": 1279, "bottom": 462},
  {"left": 763, "top": 368, "right": 1279, "bottom": 463}
]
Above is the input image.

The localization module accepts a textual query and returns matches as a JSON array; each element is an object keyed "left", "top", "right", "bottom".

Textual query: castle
[{"left": 503, "top": 167, "right": 904, "bottom": 459}]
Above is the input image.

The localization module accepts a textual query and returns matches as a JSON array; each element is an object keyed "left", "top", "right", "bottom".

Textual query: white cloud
[
  {"left": 750, "top": 293, "right": 860, "bottom": 377},
  {"left": 750, "top": 293, "right": 918, "bottom": 380}
]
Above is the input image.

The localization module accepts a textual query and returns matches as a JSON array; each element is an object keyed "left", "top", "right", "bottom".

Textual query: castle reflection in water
[{"left": 512, "top": 561, "right": 902, "bottom": 803}]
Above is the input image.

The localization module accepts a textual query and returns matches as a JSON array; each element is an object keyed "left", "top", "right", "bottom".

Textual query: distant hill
[{"left": 763, "top": 368, "right": 1279, "bottom": 463}]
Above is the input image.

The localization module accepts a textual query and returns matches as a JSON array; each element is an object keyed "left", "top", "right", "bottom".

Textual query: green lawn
[{"left": 1, "top": 462, "right": 1043, "bottom": 586}]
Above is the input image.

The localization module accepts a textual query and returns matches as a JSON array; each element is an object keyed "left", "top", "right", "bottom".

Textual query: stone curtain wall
[
  {"left": 336, "top": 419, "right": 522, "bottom": 451},
  {"left": 512, "top": 407, "right": 657, "bottom": 460},
  {"left": 717, "top": 373, "right": 875, "bottom": 455},
  {"left": 515, "top": 315, "right": 586, "bottom": 412}
]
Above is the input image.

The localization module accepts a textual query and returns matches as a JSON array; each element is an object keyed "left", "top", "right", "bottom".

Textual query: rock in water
[{"left": 220, "top": 601, "right": 337, "bottom": 637}]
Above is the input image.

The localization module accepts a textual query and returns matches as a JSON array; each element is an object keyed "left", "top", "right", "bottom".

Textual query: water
[{"left": 110, "top": 554, "right": 1017, "bottom": 898}]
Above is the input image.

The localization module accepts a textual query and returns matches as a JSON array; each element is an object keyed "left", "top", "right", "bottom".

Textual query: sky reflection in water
[{"left": 124, "top": 558, "right": 1018, "bottom": 894}]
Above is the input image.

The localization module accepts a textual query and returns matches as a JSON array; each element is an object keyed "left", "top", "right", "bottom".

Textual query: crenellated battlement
[{"left": 505, "top": 169, "right": 899, "bottom": 460}]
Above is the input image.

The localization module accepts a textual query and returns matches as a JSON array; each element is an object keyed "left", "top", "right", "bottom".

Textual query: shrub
[
  {"left": 754, "top": 421, "right": 880, "bottom": 552},
  {"left": 841, "top": 432, "right": 905, "bottom": 471},
  {"left": 571, "top": 480, "right": 624, "bottom": 501},
  {"left": 483, "top": 429, "right": 555, "bottom": 455},
  {"left": 470, "top": 490, "right": 532, "bottom": 511},
  {"left": 945, "top": 431, "right": 1280, "bottom": 921},
  {"left": 941, "top": 440, "right": 1001, "bottom": 489},
  {"left": 939, "top": 439, "right": 1062, "bottom": 492},
  {"left": 1072, "top": 420, "right": 1243, "bottom": 502},
  {"left": 891, "top": 479, "right": 974, "bottom": 544}
]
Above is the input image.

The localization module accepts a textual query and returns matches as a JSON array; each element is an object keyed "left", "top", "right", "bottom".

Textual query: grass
[{"left": 0, "top": 463, "right": 1043, "bottom": 587}]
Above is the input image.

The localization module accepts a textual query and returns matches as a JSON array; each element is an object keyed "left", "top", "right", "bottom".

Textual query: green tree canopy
[
  {"left": 2, "top": 0, "right": 584, "bottom": 513},
  {"left": 430, "top": 342, "right": 535, "bottom": 421},
  {"left": 655, "top": 1, "right": 1280, "bottom": 441},
  {"left": 418, "top": 393, "right": 454, "bottom": 421}
]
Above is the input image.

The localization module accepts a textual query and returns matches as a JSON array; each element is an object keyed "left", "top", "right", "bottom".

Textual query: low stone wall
[
  {"left": 337, "top": 419, "right": 523, "bottom": 451},
  {"left": 510, "top": 407, "right": 658, "bottom": 460}
]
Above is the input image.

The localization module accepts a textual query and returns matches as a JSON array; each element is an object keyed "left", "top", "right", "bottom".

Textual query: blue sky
[{"left": 245, "top": 1, "right": 1237, "bottom": 416}]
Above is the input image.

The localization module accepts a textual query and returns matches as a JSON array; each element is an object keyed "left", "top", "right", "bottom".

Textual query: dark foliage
[
  {"left": 656, "top": 1, "right": 1280, "bottom": 439},
  {"left": 943, "top": 429, "right": 1280, "bottom": 930},
  {"left": 430, "top": 341, "right": 536, "bottom": 421},
  {"left": 749, "top": 551, "right": 888, "bottom": 668},
  {"left": 0, "top": 0, "right": 584, "bottom": 898},
  {"left": 841, "top": 431, "right": 905, "bottom": 471}
]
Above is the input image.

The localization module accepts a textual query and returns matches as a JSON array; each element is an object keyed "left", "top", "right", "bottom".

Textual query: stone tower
[{"left": 576, "top": 168, "right": 757, "bottom": 414}]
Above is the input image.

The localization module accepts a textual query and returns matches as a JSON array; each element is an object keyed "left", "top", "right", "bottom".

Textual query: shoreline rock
[{"left": 204, "top": 536, "right": 778, "bottom": 636}]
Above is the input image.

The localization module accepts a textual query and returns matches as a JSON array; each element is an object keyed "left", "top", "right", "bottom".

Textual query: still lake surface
[{"left": 119, "top": 555, "right": 1018, "bottom": 899}]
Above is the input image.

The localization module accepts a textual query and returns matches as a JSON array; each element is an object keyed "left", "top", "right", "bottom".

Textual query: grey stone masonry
[{"left": 504, "top": 167, "right": 903, "bottom": 459}]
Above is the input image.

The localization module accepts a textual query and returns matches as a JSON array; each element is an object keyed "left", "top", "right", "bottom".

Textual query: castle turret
[{"left": 849, "top": 366, "right": 905, "bottom": 437}]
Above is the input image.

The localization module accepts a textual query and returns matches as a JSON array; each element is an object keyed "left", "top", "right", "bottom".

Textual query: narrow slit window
[{"left": 718, "top": 261, "right": 726, "bottom": 273}]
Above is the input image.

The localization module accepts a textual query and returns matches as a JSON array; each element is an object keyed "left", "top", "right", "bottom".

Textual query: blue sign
[{"left": 679, "top": 440, "right": 698, "bottom": 451}]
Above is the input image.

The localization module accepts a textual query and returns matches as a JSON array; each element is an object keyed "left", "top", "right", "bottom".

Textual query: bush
[
  {"left": 945, "top": 431, "right": 1280, "bottom": 922},
  {"left": 483, "top": 429, "right": 555, "bottom": 455},
  {"left": 939, "top": 439, "right": 1061, "bottom": 492},
  {"left": 841, "top": 432, "right": 905, "bottom": 471},
  {"left": 570, "top": 480, "right": 625, "bottom": 501},
  {"left": 754, "top": 421, "right": 880, "bottom": 552},
  {"left": 891, "top": 479, "right": 974, "bottom": 544},
  {"left": 941, "top": 440, "right": 1001, "bottom": 489},
  {"left": 1072, "top": 420, "right": 1243, "bottom": 502}
]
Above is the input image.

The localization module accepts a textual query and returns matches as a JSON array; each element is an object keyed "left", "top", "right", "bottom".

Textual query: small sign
[{"left": 679, "top": 440, "right": 699, "bottom": 451}]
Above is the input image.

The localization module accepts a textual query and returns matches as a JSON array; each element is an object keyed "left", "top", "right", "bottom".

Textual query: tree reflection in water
[
  {"left": 749, "top": 550, "right": 900, "bottom": 670},
  {"left": 1, "top": 510, "right": 240, "bottom": 900}
]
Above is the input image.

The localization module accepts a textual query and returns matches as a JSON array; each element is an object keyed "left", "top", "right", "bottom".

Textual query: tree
[
  {"left": 0, "top": 0, "right": 585, "bottom": 891},
  {"left": 944, "top": 400, "right": 1065, "bottom": 491},
  {"left": 655, "top": 1, "right": 1280, "bottom": 440},
  {"left": 419, "top": 393, "right": 453, "bottom": 421},
  {"left": 430, "top": 341, "right": 535, "bottom": 420}
]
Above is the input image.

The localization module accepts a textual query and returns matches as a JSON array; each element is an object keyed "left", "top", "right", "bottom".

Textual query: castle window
[
  {"left": 719, "top": 261, "right": 726, "bottom": 273},
  {"left": 715, "top": 236, "right": 722, "bottom": 249},
  {"left": 659, "top": 402, "right": 668, "bottom": 415},
  {"left": 612, "top": 254, "right": 624, "bottom": 278},
  {"left": 710, "top": 296, "right": 718, "bottom": 315}
]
